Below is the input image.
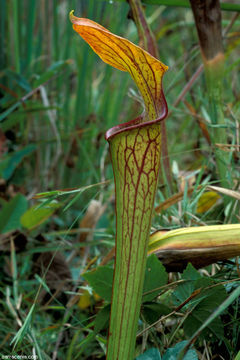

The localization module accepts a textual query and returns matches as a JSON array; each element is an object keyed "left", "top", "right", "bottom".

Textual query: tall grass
[{"left": 1, "top": 0, "right": 133, "bottom": 191}]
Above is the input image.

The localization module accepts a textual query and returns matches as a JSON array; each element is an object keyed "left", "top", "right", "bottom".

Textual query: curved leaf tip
[{"left": 70, "top": 11, "right": 168, "bottom": 124}]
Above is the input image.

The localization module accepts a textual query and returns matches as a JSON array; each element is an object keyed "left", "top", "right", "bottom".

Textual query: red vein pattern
[
  {"left": 70, "top": 12, "right": 168, "bottom": 359},
  {"left": 70, "top": 12, "right": 167, "bottom": 122},
  {"left": 108, "top": 124, "right": 163, "bottom": 359}
]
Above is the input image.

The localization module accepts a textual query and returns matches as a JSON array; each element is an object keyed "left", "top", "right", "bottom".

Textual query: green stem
[
  {"left": 25, "top": 0, "right": 36, "bottom": 71},
  {"left": 13, "top": 0, "right": 20, "bottom": 73},
  {"left": 0, "top": 0, "right": 6, "bottom": 70}
]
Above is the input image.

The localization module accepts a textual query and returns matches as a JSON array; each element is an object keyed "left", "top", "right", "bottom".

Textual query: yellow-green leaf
[
  {"left": 196, "top": 191, "right": 221, "bottom": 213},
  {"left": 148, "top": 224, "right": 240, "bottom": 271},
  {"left": 21, "top": 202, "right": 61, "bottom": 230}
]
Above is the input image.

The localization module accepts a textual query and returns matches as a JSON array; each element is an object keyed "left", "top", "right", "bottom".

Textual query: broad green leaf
[
  {"left": 83, "top": 266, "right": 114, "bottom": 302},
  {"left": 182, "top": 263, "right": 201, "bottom": 281},
  {"left": 0, "top": 145, "right": 36, "bottom": 180},
  {"left": 234, "top": 351, "right": 240, "bottom": 360},
  {"left": 162, "top": 341, "right": 197, "bottom": 360},
  {"left": 143, "top": 254, "right": 168, "bottom": 302},
  {"left": 136, "top": 348, "right": 161, "bottom": 360},
  {"left": 20, "top": 202, "right": 61, "bottom": 230},
  {"left": 196, "top": 191, "right": 220, "bottom": 213},
  {"left": 94, "top": 304, "right": 111, "bottom": 333},
  {"left": 142, "top": 302, "right": 170, "bottom": 324},
  {"left": 172, "top": 268, "right": 227, "bottom": 340},
  {"left": 183, "top": 278, "right": 227, "bottom": 340},
  {"left": 172, "top": 263, "right": 201, "bottom": 306},
  {"left": 0, "top": 194, "right": 28, "bottom": 234},
  {"left": 180, "top": 285, "right": 240, "bottom": 360}
]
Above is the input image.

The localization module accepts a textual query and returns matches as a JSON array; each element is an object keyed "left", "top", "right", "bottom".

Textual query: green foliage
[
  {"left": 234, "top": 351, "right": 240, "bottom": 360},
  {"left": 94, "top": 304, "right": 111, "bottom": 333},
  {"left": 172, "top": 264, "right": 227, "bottom": 340},
  {"left": 80, "top": 258, "right": 232, "bottom": 352},
  {"left": 33, "top": 60, "right": 71, "bottom": 88},
  {"left": 20, "top": 202, "right": 61, "bottom": 230},
  {"left": 0, "top": 145, "right": 36, "bottom": 180},
  {"left": 143, "top": 254, "right": 168, "bottom": 302},
  {"left": 83, "top": 266, "right": 114, "bottom": 302},
  {"left": 183, "top": 277, "right": 227, "bottom": 340},
  {"left": 136, "top": 341, "right": 198, "bottom": 360},
  {"left": 83, "top": 255, "right": 168, "bottom": 304},
  {"left": 142, "top": 302, "right": 170, "bottom": 324},
  {"left": 162, "top": 341, "right": 198, "bottom": 360},
  {"left": 11, "top": 304, "right": 35, "bottom": 349},
  {"left": 172, "top": 263, "right": 201, "bottom": 306},
  {"left": 136, "top": 348, "right": 161, "bottom": 360},
  {"left": 0, "top": 194, "right": 28, "bottom": 233}
]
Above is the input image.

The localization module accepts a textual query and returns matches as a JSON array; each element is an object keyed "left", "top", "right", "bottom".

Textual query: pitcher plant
[{"left": 70, "top": 11, "right": 168, "bottom": 360}]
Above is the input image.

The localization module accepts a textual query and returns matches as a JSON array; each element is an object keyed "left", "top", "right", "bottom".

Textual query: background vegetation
[{"left": 0, "top": 0, "right": 239, "bottom": 359}]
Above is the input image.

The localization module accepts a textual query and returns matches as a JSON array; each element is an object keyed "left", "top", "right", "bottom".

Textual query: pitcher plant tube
[{"left": 70, "top": 12, "right": 168, "bottom": 360}]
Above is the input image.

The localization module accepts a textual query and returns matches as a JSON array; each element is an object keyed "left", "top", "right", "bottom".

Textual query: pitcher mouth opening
[{"left": 105, "top": 88, "right": 168, "bottom": 142}]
